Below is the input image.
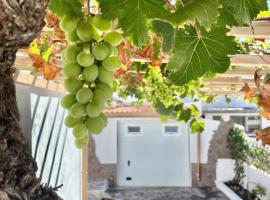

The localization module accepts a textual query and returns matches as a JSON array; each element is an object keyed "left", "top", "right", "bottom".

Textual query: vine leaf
[
  {"left": 97, "top": 0, "right": 170, "bottom": 47},
  {"left": 167, "top": 25, "right": 238, "bottom": 86},
  {"left": 169, "top": 0, "right": 222, "bottom": 29},
  {"left": 190, "top": 119, "right": 205, "bottom": 133},
  {"left": 49, "top": 0, "right": 83, "bottom": 19},
  {"left": 152, "top": 20, "right": 175, "bottom": 53},
  {"left": 222, "top": 0, "right": 268, "bottom": 26}
]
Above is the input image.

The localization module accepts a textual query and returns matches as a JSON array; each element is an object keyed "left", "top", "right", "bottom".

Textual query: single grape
[
  {"left": 92, "top": 25, "right": 102, "bottom": 41},
  {"left": 86, "top": 102, "right": 103, "bottom": 118},
  {"left": 76, "top": 20, "right": 94, "bottom": 42},
  {"left": 95, "top": 82, "right": 113, "bottom": 99},
  {"left": 92, "top": 43, "right": 109, "bottom": 60},
  {"left": 60, "top": 17, "right": 78, "bottom": 33},
  {"left": 63, "top": 45, "right": 80, "bottom": 63},
  {"left": 61, "top": 94, "right": 76, "bottom": 109},
  {"left": 86, "top": 117, "right": 103, "bottom": 134},
  {"left": 106, "top": 43, "right": 119, "bottom": 56},
  {"left": 91, "top": 14, "right": 112, "bottom": 32},
  {"left": 76, "top": 88, "right": 93, "bottom": 104},
  {"left": 92, "top": 89, "right": 107, "bottom": 105},
  {"left": 66, "top": 30, "right": 80, "bottom": 43},
  {"left": 69, "top": 103, "right": 86, "bottom": 118},
  {"left": 82, "top": 64, "right": 99, "bottom": 82},
  {"left": 75, "top": 134, "right": 90, "bottom": 149},
  {"left": 73, "top": 122, "right": 88, "bottom": 139},
  {"left": 77, "top": 51, "right": 94, "bottom": 67},
  {"left": 64, "top": 78, "right": 82, "bottom": 94},
  {"left": 64, "top": 115, "right": 81, "bottom": 128},
  {"left": 63, "top": 63, "right": 81, "bottom": 78},
  {"left": 104, "top": 32, "right": 123, "bottom": 46},
  {"left": 98, "top": 113, "right": 108, "bottom": 128},
  {"left": 98, "top": 67, "right": 113, "bottom": 85},
  {"left": 102, "top": 56, "right": 122, "bottom": 72}
]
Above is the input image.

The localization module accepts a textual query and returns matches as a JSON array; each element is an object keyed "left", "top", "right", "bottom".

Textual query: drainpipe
[{"left": 196, "top": 134, "right": 201, "bottom": 182}]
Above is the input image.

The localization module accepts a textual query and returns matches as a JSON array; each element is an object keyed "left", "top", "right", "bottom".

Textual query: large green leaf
[
  {"left": 167, "top": 25, "right": 238, "bottom": 86},
  {"left": 222, "top": 0, "right": 268, "bottom": 25},
  {"left": 49, "top": 0, "right": 82, "bottom": 19},
  {"left": 152, "top": 20, "right": 175, "bottom": 53},
  {"left": 169, "top": 0, "right": 222, "bottom": 29},
  {"left": 97, "top": 0, "right": 170, "bottom": 47}
]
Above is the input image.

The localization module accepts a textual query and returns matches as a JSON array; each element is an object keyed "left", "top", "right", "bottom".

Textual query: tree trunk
[{"left": 0, "top": 1, "right": 62, "bottom": 199}]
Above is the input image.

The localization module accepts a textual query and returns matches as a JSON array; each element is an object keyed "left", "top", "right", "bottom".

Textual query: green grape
[
  {"left": 76, "top": 88, "right": 93, "bottom": 104},
  {"left": 104, "top": 32, "right": 123, "bottom": 46},
  {"left": 86, "top": 102, "right": 103, "bottom": 118},
  {"left": 91, "top": 14, "right": 112, "bottom": 32},
  {"left": 63, "top": 45, "right": 80, "bottom": 63},
  {"left": 106, "top": 43, "right": 119, "bottom": 56},
  {"left": 76, "top": 20, "right": 94, "bottom": 42},
  {"left": 77, "top": 51, "right": 94, "bottom": 67},
  {"left": 73, "top": 122, "right": 88, "bottom": 139},
  {"left": 64, "top": 115, "right": 81, "bottom": 128},
  {"left": 61, "top": 94, "right": 76, "bottom": 109},
  {"left": 98, "top": 67, "right": 113, "bottom": 85},
  {"left": 60, "top": 17, "right": 78, "bottom": 33},
  {"left": 92, "top": 89, "right": 106, "bottom": 105},
  {"left": 102, "top": 56, "right": 122, "bottom": 72},
  {"left": 96, "top": 82, "right": 113, "bottom": 99},
  {"left": 99, "top": 113, "right": 108, "bottom": 127},
  {"left": 63, "top": 63, "right": 82, "bottom": 78},
  {"left": 82, "top": 64, "right": 99, "bottom": 82},
  {"left": 64, "top": 78, "right": 82, "bottom": 94},
  {"left": 92, "top": 43, "right": 109, "bottom": 60},
  {"left": 69, "top": 103, "right": 86, "bottom": 118},
  {"left": 86, "top": 117, "right": 103, "bottom": 134},
  {"left": 66, "top": 30, "right": 80, "bottom": 43},
  {"left": 61, "top": 51, "right": 69, "bottom": 63},
  {"left": 75, "top": 134, "right": 90, "bottom": 149},
  {"left": 92, "top": 25, "right": 102, "bottom": 41}
]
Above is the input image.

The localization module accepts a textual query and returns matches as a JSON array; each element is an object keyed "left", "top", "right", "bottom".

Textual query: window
[
  {"left": 248, "top": 116, "right": 260, "bottom": 120},
  {"left": 247, "top": 125, "right": 261, "bottom": 133},
  {"left": 163, "top": 125, "right": 180, "bottom": 136},
  {"left": 126, "top": 125, "right": 143, "bottom": 136},
  {"left": 213, "top": 116, "right": 221, "bottom": 121},
  {"left": 231, "top": 116, "right": 246, "bottom": 127}
]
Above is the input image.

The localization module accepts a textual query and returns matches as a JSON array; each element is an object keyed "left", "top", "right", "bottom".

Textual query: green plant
[
  {"left": 251, "top": 184, "right": 266, "bottom": 199},
  {"left": 227, "top": 127, "right": 250, "bottom": 185}
]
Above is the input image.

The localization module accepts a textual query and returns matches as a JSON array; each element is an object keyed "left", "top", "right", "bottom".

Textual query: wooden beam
[
  {"left": 231, "top": 55, "right": 270, "bottom": 67},
  {"left": 229, "top": 20, "right": 270, "bottom": 38}
]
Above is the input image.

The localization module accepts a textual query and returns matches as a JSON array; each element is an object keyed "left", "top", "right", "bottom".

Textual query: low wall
[{"left": 216, "top": 159, "right": 270, "bottom": 200}]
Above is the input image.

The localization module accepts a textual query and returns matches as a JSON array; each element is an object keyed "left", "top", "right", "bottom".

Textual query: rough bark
[{"left": 0, "top": 0, "right": 62, "bottom": 199}]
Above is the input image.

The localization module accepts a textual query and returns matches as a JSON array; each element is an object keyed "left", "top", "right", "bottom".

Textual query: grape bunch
[{"left": 60, "top": 15, "right": 123, "bottom": 149}]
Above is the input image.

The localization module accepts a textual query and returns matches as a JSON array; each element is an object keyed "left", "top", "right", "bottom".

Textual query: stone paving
[{"left": 107, "top": 187, "right": 229, "bottom": 200}]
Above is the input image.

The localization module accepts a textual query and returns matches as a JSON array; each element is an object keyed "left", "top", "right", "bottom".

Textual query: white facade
[{"left": 93, "top": 116, "right": 220, "bottom": 186}]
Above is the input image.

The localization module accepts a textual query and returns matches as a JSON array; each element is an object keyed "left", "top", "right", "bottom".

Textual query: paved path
[{"left": 108, "top": 187, "right": 229, "bottom": 200}]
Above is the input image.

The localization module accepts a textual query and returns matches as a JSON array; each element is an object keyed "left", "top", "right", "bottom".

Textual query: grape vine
[{"left": 47, "top": 0, "right": 269, "bottom": 148}]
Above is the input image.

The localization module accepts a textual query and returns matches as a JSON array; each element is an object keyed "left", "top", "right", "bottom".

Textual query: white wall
[
  {"left": 93, "top": 118, "right": 118, "bottom": 164},
  {"left": 94, "top": 117, "right": 220, "bottom": 165},
  {"left": 216, "top": 159, "right": 270, "bottom": 200}
]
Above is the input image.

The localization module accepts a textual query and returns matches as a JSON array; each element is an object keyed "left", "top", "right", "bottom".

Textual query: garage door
[{"left": 117, "top": 119, "right": 191, "bottom": 187}]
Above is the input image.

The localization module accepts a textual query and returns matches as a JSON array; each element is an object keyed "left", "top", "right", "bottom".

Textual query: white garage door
[{"left": 117, "top": 119, "right": 191, "bottom": 187}]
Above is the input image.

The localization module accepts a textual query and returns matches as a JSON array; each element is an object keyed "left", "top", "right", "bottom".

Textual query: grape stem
[{"left": 87, "top": 0, "right": 90, "bottom": 15}]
